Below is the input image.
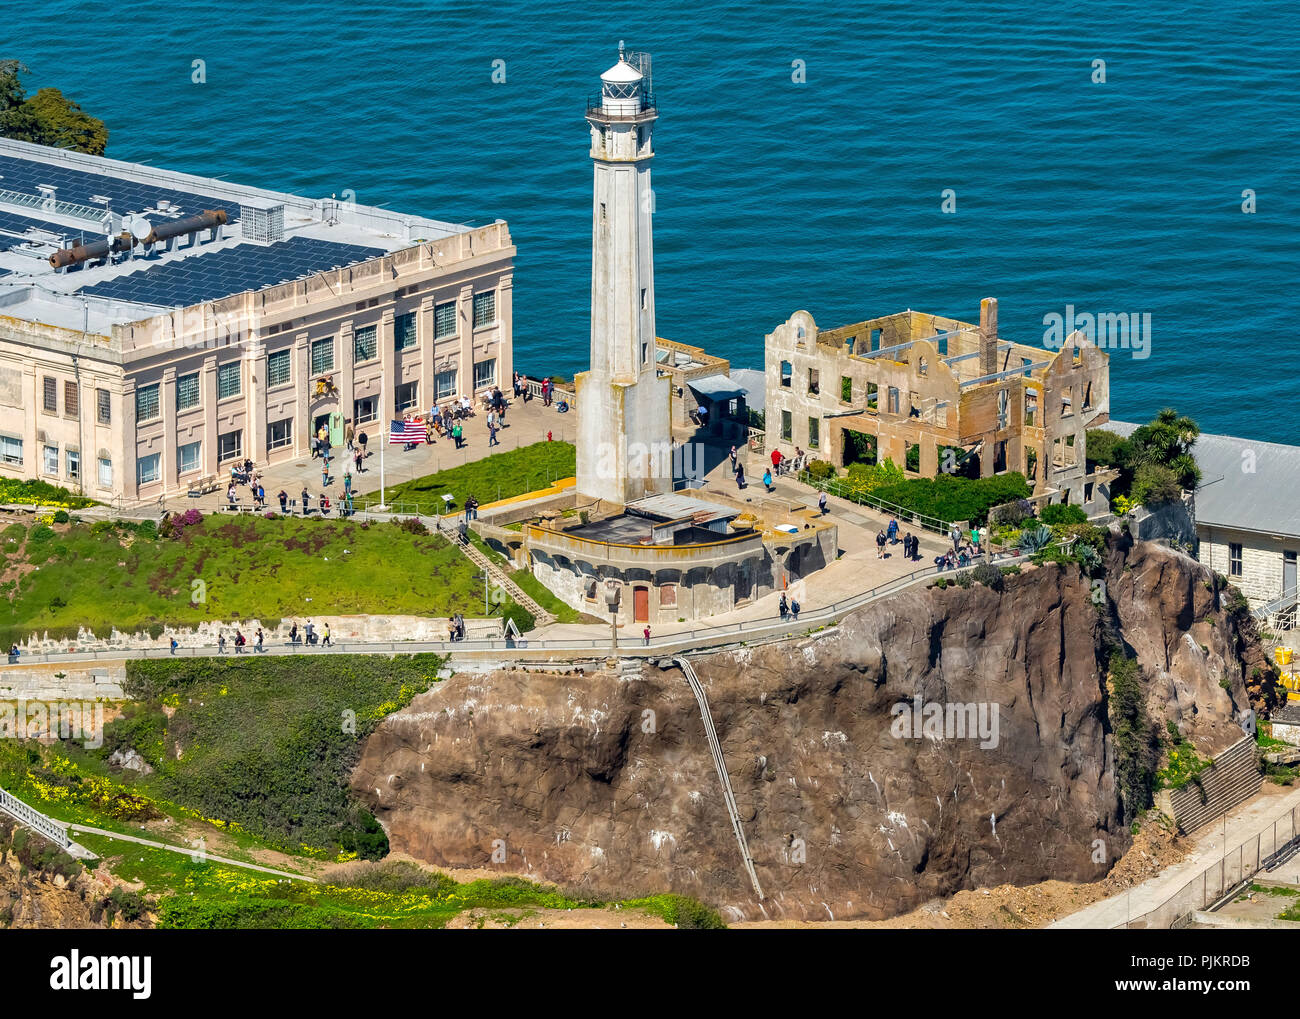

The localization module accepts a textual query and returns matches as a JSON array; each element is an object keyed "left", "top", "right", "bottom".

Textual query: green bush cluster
[
  {"left": 1039, "top": 503, "right": 1088, "bottom": 526},
  {"left": 1088, "top": 408, "right": 1201, "bottom": 511},
  {"left": 1109, "top": 652, "right": 1160, "bottom": 823},
  {"left": 868, "top": 472, "right": 1031, "bottom": 526},
  {"left": 806, "top": 459, "right": 835, "bottom": 481},
  {"left": 116, "top": 654, "right": 443, "bottom": 856},
  {"left": 623, "top": 893, "right": 728, "bottom": 929}
]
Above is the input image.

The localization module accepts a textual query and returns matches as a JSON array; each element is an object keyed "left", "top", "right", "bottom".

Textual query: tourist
[
  {"left": 819, "top": 492, "right": 828, "bottom": 516},
  {"left": 289, "top": 622, "right": 299, "bottom": 645},
  {"left": 234, "top": 629, "right": 246, "bottom": 653},
  {"left": 513, "top": 371, "right": 522, "bottom": 398},
  {"left": 278, "top": 489, "right": 288, "bottom": 513},
  {"left": 729, "top": 445, "right": 738, "bottom": 472},
  {"left": 256, "top": 482, "right": 266, "bottom": 509},
  {"left": 643, "top": 625, "right": 651, "bottom": 646},
  {"left": 227, "top": 482, "right": 237, "bottom": 507},
  {"left": 735, "top": 463, "right": 746, "bottom": 489},
  {"left": 488, "top": 419, "right": 499, "bottom": 446},
  {"left": 556, "top": 398, "right": 569, "bottom": 413},
  {"left": 358, "top": 430, "right": 368, "bottom": 457},
  {"left": 950, "top": 522, "right": 961, "bottom": 549},
  {"left": 902, "top": 532, "right": 914, "bottom": 561},
  {"left": 305, "top": 620, "right": 315, "bottom": 645},
  {"left": 343, "top": 491, "right": 354, "bottom": 516},
  {"left": 887, "top": 517, "right": 898, "bottom": 544},
  {"left": 344, "top": 471, "right": 353, "bottom": 498},
  {"left": 256, "top": 628, "right": 264, "bottom": 652},
  {"left": 790, "top": 598, "right": 800, "bottom": 621},
  {"left": 321, "top": 458, "right": 330, "bottom": 487},
  {"left": 542, "top": 378, "right": 552, "bottom": 407},
  {"left": 321, "top": 624, "right": 331, "bottom": 648},
  {"left": 301, "top": 488, "right": 310, "bottom": 515},
  {"left": 218, "top": 633, "right": 227, "bottom": 654},
  {"left": 320, "top": 492, "right": 330, "bottom": 516},
  {"left": 461, "top": 393, "right": 473, "bottom": 417},
  {"left": 763, "top": 468, "right": 773, "bottom": 492},
  {"left": 972, "top": 526, "right": 982, "bottom": 554},
  {"left": 170, "top": 637, "right": 178, "bottom": 655},
  {"left": 354, "top": 448, "right": 364, "bottom": 473},
  {"left": 453, "top": 422, "right": 464, "bottom": 449},
  {"left": 876, "top": 530, "right": 887, "bottom": 559},
  {"left": 771, "top": 448, "right": 784, "bottom": 475},
  {"left": 345, "top": 421, "right": 355, "bottom": 451},
  {"left": 779, "top": 593, "right": 789, "bottom": 620}
]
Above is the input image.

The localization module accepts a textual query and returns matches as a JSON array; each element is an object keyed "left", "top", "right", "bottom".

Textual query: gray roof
[
  {"left": 1110, "top": 421, "right": 1300, "bottom": 537},
  {"left": 626, "top": 493, "right": 738, "bottom": 522},
  {"left": 728, "top": 368, "right": 766, "bottom": 413}
]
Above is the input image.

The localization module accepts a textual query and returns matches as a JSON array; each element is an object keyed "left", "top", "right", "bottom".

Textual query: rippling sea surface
[{"left": 7, "top": 1, "right": 1297, "bottom": 439}]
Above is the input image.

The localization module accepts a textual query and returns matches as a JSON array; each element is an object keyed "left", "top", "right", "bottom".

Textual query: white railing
[{"left": 0, "top": 786, "right": 71, "bottom": 848}]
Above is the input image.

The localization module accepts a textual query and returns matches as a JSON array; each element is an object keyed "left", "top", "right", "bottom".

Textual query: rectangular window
[
  {"left": 866, "top": 381, "right": 878, "bottom": 410},
  {"left": 66, "top": 448, "right": 80, "bottom": 480},
  {"left": 96, "top": 388, "right": 111, "bottom": 424},
  {"left": 780, "top": 410, "right": 792, "bottom": 442},
  {"left": 176, "top": 371, "right": 200, "bottom": 412},
  {"left": 887, "top": 386, "right": 900, "bottom": 415},
  {"left": 137, "top": 452, "right": 161, "bottom": 485},
  {"left": 1229, "top": 543, "right": 1243, "bottom": 578},
  {"left": 42, "top": 376, "right": 57, "bottom": 413},
  {"left": 64, "top": 382, "right": 78, "bottom": 418},
  {"left": 807, "top": 369, "right": 819, "bottom": 396},
  {"left": 217, "top": 430, "right": 242, "bottom": 463},
  {"left": 136, "top": 383, "right": 160, "bottom": 422},
  {"left": 267, "top": 419, "right": 293, "bottom": 451},
  {"left": 434, "top": 301, "right": 457, "bottom": 339},
  {"left": 472, "top": 290, "right": 496, "bottom": 328},
  {"left": 840, "top": 376, "right": 852, "bottom": 403},
  {"left": 311, "top": 337, "right": 335, "bottom": 376},
  {"left": 395, "top": 312, "right": 417, "bottom": 351},
  {"left": 780, "top": 360, "right": 792, "bottom": 388},
  {"left": 473, "top": 359, "right": 496, "bottom": 389},
  {"left": 353, "top": 324, "right": 378, "bottom": 363},
  {"left": 395, "top": 381, "right": 419, "bottom": 413},
  {"left": 1025, "top": 390, "right": 1039, "bottom": 428},
  {"left": 42, "top": 444, "right": 58, "bottom": 476},
  {"left": 217, "top": 362, "right": 241, "bottom": 400},
  {"left": 267, "top": 349, "right": 291, "bottom": 388},
  {"left": 97, "top": 457, "right": 112, "bottom": 489},
  {"left": 354, "top": 397, "right": 377, "bottom": 424},
  {"left": 435, "top": 369, "right": 457, "bottom": 400},
  {"left": 0, "top": 435, "right": 22, "bottom": 466},
  {"left": 177, "top": 440, "right": 202, "bottom": 474},
  {"left": 808, "top": 417, "right": 820, "bottom": 450}
]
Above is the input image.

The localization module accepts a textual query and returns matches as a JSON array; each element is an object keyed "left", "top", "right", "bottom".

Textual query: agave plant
[
  {"left": 1019, "top": 523, "right": 1053, "bottom": 555},
  {"left": 1077, "top": 543, "right": 1102, "bottom": 575}
]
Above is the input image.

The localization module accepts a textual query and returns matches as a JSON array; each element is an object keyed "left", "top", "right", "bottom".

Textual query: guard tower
[{"left": 574, "top": 43, "right": 672, "bottom": 507}]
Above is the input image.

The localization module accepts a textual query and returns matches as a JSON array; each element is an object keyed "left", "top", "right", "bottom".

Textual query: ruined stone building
[{"left": 763, "top": 298, "right": 1113, "bottom": 511}]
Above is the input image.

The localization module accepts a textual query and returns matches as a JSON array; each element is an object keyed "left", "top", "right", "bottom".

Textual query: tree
[{"left": 0, "top": 62, "right": 107, "bottom": 155}]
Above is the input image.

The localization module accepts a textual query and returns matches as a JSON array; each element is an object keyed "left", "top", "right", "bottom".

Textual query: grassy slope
[
  {"left": 364, "top": 440, "right": 575, "bottom": 514},
  {"left": 0, "top": 516, "right": 485, "bottom": 642}
]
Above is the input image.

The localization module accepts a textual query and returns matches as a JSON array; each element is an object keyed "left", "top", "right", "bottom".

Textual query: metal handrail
[{"left": 798, "top": 469, "right": 959, "bottom": 535}]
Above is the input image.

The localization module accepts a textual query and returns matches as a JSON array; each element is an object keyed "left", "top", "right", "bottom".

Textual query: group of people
[
  {"left": 274, "top": 485, "right": 353, "bottom": 518},
  {"left": 875, "top": 518, "right": 922, "bottom": 561},
  {"left": 778, "top": 593, "right": 802, "bottom": 621},
  {"left": 213, "top": 627, "right": 265, "bottom": 654},
  {"left": 288, "top": 620, "right": 331, "bottom": 647},
  {"left": 935, "top": 523, "right": 983, "bottom": 571},
  {"left": 448, "top": 613, "right": 468, "bottom": 642}
]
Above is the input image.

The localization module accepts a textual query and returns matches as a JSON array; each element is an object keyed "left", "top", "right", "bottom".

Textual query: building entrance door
[{"left": 633, "top": 586, "right": 649, "bottom": 623}]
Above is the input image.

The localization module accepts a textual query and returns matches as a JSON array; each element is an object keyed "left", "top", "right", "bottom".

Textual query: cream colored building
[{"left": 0, "top": 137, "right": 514, "bottom": 504}]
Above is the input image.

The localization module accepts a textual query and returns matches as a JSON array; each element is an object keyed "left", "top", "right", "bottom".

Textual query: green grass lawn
[
  {"left": 0, "top": 515, "right": 487, "bottom": 643},
  {"left": 363, "top": 440, "right": 575, "bottom": 514}
]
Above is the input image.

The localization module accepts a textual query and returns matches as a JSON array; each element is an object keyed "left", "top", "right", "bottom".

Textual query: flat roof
[
  {"left": 0, "top": 137, "right": 480, "bottom": 334},
  {"left": 627, "top": 493, "right": 739, "bottom": 522}
]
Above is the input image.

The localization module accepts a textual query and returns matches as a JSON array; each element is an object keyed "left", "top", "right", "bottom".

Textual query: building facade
[
  {"left": 764, "top": 298, "right": 1113, "bottom": 512},
  {"left": 0, "top": 137, "right": 514, "bottom": 504}
]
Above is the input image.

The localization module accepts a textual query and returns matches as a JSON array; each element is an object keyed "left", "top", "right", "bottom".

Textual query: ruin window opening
[
  {"left": 996, "top": 389, "right": 1009, "bottom": 430},
  {"left": 808, "top": 417, "right": 820, "bottom": 449},
  {"left": 1025, "top": 390, "right": 1038, "bottom": 428},
  {"left": 840, "top": 376, "right": 852, "bottom": 403},
  {"left": 866, "top": 381, "right": 878, "bottom": 411},
  {"left": 807, "top": 369, "right": 819, "bottom": 396},
  {"left": 905, "top": 443, "right": 920, "bottom": 472},
  {"left": 918, "top": 356, "right": 928, "bottom": 377},
  {"left": 887, "top": 386, "right": 900, "bottom": 415},
  {"left": 1062, "top": 386, "right": 1074, "bottom": 417},
  {"left": 780, "top": 361, "right": 792, "bottom": 388},
  {"left": 1083, "top": 382, "right": 1093, "bottom": 410},
  {"left": 781, "top": 410, "right": 792, "bottom": 442},
  {"left": 870, "top": 328, "right": 882, "bottom": 352}
]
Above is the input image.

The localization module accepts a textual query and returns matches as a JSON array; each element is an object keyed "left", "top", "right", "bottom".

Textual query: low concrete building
[
  {"left": 764, "top": 298, "right": 1113, "bottom": 512},
  {"left": 0, "top": 137, "right": 513, "bottom": 505}
]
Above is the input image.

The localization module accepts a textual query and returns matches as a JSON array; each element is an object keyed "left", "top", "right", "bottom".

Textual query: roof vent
[{"left": 241, "top": 203, "right": 284, "bottom": 244}]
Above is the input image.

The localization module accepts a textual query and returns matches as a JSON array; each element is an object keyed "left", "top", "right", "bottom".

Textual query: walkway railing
[
  {"left": 797, "top": 470, "right": 959, "bottom": 535},
  {"left": 1114, "top": 802, "right": 1300, "bottom": 929},
  {"left": 4, "top": 552, "right": 1022, "bottom": 666},
  {"left": 0, "top": 786, "right": 71, "bottom": 849}
]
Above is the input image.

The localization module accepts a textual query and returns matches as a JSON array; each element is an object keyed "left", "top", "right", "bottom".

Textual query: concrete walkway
[
  {"left": 68, "top": 822, "right": 316, "bottom": 883},
  {"left": 1051, "top": 782, "right": 1300, "bottom": 928}
]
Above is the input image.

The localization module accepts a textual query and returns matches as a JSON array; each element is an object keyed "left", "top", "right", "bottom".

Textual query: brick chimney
[{"left": 979, "top": 297, "right": 998, "bottom": 378}]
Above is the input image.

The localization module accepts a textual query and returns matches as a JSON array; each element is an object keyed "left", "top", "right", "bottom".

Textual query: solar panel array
[
  {"left": 76, "top": 236, "right": 385, "bottom": 307},
  {"left": 0, "top": 153, "right": 240, "bottom": 221},
  {"left": 0, "top": 207, "right": 91, "bottom": 252}
]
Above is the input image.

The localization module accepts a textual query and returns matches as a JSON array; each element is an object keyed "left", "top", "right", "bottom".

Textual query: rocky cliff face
[{"left": 353, "top": 539, "right": 1272, "bottom": 922}]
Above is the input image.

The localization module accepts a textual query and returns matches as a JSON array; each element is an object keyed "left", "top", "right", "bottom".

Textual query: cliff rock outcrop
[{"left": 353, "top": 540, "right": 1270, "bottom": 922}]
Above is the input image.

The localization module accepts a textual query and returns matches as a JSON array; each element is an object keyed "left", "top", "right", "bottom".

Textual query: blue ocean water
[{"left": 6, "top": 1, "right": 1298, "bottom": 440}]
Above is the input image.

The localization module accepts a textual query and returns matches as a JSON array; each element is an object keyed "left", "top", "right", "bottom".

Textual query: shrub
[
  {"left": 1085, "top": 429, "right": 1131, "bottom": 469},
  {"left": 806, "top": 459, "right": 835, "bottom": 481},
  {"left": 989, "top": 499, "right": 1033, "bottom": 528},
  {"left": 393, "top": 516, "right": 429, "bottom": 536},
  {"left": 970, "top": 562, "right": 1004, "bottom": 591},
  {"left": 1040, "top": 503, "right": 1088, "bottom": 526},
  {"left": 868, "top": 472, "right": 1031, "bottom": 526},
  {"left": 52, "top": 510, "right": 69, "bottom": 524},
  {"left": 27, "top": 525, "right": 55, "bottom": 544},
  {"left": 500, "top": 600, "right": 536, "bottom": 635},
  {"left": 1131, "top": 463, "right": 1182, "bottom": 507},
  {"left": 1109, "top": 653, "right": 1159, "bottom": 823},
  {"left": 1019, "top": 524, "right": 1053, "bottom": 554}
]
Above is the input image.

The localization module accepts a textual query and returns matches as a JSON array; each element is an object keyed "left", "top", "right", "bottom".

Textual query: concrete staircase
[
  {"left": 1164, "top": 736, "right": 1262, "bottom": 834},
  {"left": 434, "top": 517, "right": 555, "bottom": 627}
]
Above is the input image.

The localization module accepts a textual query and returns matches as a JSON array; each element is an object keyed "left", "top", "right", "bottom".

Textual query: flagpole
[{"left": 378, "top": 385, "right": 387, "bottom": 512}]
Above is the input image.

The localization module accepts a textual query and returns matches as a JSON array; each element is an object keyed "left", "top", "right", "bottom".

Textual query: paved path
[
  {"left": 68, "top": 822, "right": 316, "bottom": 883},
  {"left": 1051, "top": 782, "right": 1300, "bottom": 928}
]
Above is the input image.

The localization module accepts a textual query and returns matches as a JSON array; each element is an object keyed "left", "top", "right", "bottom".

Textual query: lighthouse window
[
  {"left": 640, "top": 288, "right": 647, "bottom": 310},
  {"left": 600, "top": 202, "right": 606, "bottom": 222}
]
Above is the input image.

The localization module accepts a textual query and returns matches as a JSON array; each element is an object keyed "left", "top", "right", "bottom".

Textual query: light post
[{"left": 604, "top": 582, "right": 621, "bottom": 658}]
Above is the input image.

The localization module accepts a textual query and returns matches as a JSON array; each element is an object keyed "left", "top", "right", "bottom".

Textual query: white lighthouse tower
[{"left": 575, "top": 43, "right": 672, "bottom": 507}]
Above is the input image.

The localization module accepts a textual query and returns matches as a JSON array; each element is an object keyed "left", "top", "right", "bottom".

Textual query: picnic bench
[{"left": 187, "top": 474, "right": 220, "bottom": 497}]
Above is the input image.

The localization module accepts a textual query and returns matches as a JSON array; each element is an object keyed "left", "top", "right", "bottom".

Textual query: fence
[
  {"left": 798, "top": 470, "right": 958, "bottom": 535},
  {"left": 1116, "top": 803, "right": 1300, "bottom": 928},
  {"left": 0, "top": 786, "right": 71, "bottom": 849}
]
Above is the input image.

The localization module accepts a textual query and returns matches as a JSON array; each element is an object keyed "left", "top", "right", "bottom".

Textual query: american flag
[{"left": 389, "top": 419, "right": 426, "bottom": 444}]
